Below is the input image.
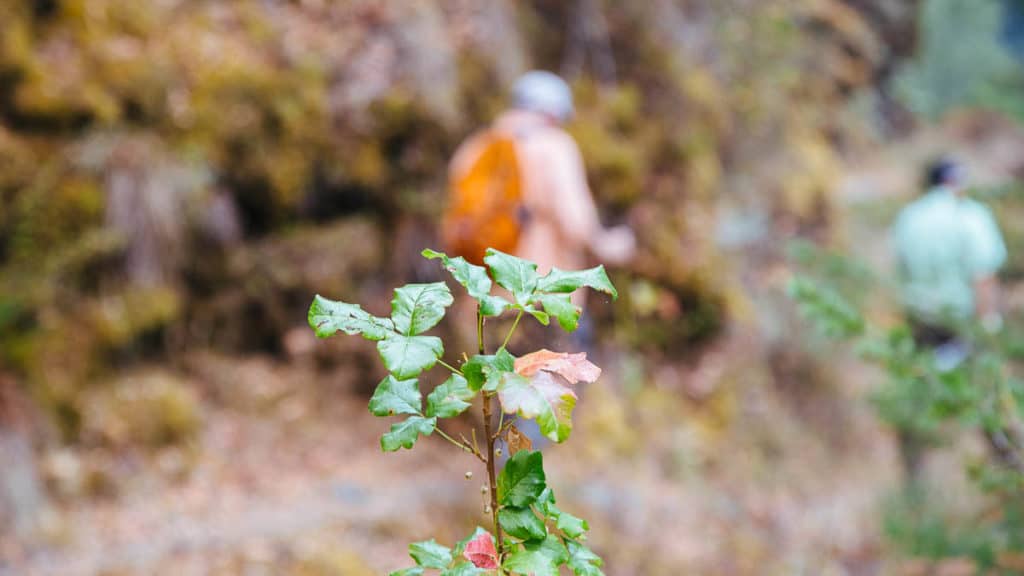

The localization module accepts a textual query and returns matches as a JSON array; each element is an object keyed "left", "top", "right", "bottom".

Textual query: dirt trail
[
  {"left": 4, "top": 341, "right": 896, "bottom": 576},
  {"left": 3, "top": 394, "right": 478, "bottom": 576}
]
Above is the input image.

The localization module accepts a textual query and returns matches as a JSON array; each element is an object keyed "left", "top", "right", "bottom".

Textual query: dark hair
[{"left": 926, "top": 158, "right": 960, "bottom": 188}]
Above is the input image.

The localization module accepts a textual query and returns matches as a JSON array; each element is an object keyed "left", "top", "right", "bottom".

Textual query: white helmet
[{"left": 512, "top": 71, "right": 574, "bottom": 122}]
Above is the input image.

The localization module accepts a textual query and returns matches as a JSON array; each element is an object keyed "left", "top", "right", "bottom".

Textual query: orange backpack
[{"left": 442, "top": 131, "right": 524, "bottom": 265}]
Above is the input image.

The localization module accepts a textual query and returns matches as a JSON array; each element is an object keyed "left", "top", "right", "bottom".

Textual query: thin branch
[
  {"left": 478, "top": 304, "right": 486, "bottom": 355},
  {"left": 460, "top": 433, "right": 486, "bottom": 462},
  {"left": 437, "top": 358, "right": 463, "bottom": 376},
  {"left": 501, "top": 310, "right": 524, "bottom": 351},
  {"left": 493, "top": 410, "right": 506, "bottom": 441},
  {"left": 471, "top": 428, "right": 481, "bottom": 457},
  {"left": 478, "top": 305, "right": 505, "bottom": 559},
  {"left": 500, "top": 418, "right": 515, "bottom": 435},
  {"left": 436, "top": 426, "right": 486, "bottom": 463}
]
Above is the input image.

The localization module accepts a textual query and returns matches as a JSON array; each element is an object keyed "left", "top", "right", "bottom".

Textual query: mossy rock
[
  {"left": 568, "top": 83, "right": 662, "bottom": 209},
  {"left": 4, "top": 169, "right": 106, "bottom": 266},
  {"left": 80, "top": 370, "right": 201, "bottom": 449},
  {"left": 87, "top": 286, "right": 182, "bottom": 349},
  {"left": 614, "top": 276, "right": 726, "bottom": 355},
  {"left": 186, "top": 217, "right": 384, "bottom": 351}
]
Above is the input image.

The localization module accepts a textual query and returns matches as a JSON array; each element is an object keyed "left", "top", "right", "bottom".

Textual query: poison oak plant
[{"left": 308, "top": 248, "right": 612, "bottom": 576}]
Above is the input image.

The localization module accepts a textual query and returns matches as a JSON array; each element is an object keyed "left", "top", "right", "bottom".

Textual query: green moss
[
  {"left": 81, "top": 371, "right": 202, "bottom": 448},
  {"left": 88, "top": 286, "right": 182, "bottom": 349},
  {"left": 455, "top": 53, "right": 507, "bottom": 128},
  {"left": 615, "top": 276, "right": 726, "bottom": 355}
]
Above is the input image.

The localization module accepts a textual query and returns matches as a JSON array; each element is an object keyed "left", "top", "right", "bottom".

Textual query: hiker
[
  {"left": 891, "top": 157, "right": 1007, "bottom": 479},
  {"left": 893, "top": 158, "right": 1006, "bottom": 355},
  {"left": 444, "top": 71, "right": 634, "bottom": 453},
  {"left": 443, "top": 70, "right": 635, "bottom": 305}
]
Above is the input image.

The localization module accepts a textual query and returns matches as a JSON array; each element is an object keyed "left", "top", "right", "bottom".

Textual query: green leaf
[
  {"left": 308, "top": 295, "right": 394, "bottom": 340},
  {"left": 497, "top": 450, "right": 546, "bottom": 507},
  {"left": 378, "top": 335, "right": 444, "bottom": 379},
  {"left": 536, "top": 266, "right": 617, "bottom": 299},
  {"left": 381, "top": 416, "right": 436, "bottom": 452},
  {"left": 389, "top": 568, "right": 425, "bottom": 576},
  {"left": 485, "top": 348, "right": 516, "bottom": 392},
  {"left": 369, "top": 375, "right": 422, "bottom": 417},
  {"left": 423, "top": 250, "right": 511, "bottom": 316},
  {"left": 498, "top": 372, "right": 578, "bottom": 443},
  {"left": 524, "top": 306, "right": 550, "bottom": 326},
  {"left": 504, "top": 535, "right": 569, "bottom": 576},
  {"left": 440, "top": 563, "right": 486, "bottom": 576},
  {"left": 504, "top": 551, "right": 558, "bottom": 576},
  {"left": 422, "top": 249, "right": 491, "bottom": 300},
  {"left": 555, "top": 510, "right": 588, "bottom": 539},
  {"left": 536, "top": 487, "right": 557, "bottom": 517},
  {"left": 462, "top": 357, "right": 487, "bottom": 392},
  {"left": 787, "top": 276, "right": 864, "bottom": 339},
  {"left": 566, "top": 539, "right": 604, "bottom": 576},
  {"left": 479, "top": 295, "right": 511, "bottom": 317},
  {"left": 499, "top": 506, "right": 547, "bottom": 542},
  {"left": 426, "top": 374, "right": 474, "bottom": 418},
  {"left": 409, "top": 539, "right": 453, "bottom": 569},
  {"left": 391, "top": 282, "right": 454, "bottom": 336},
  {"left": 536, "top": 294, "right": 580, "bottom": 331},
  {"left": 533, "top": 487, "right": 587, "bottom": 538},
  {"left": 492, "top": 348, "right": 516, "bottom": 371},
  {"left": 484, "top": 249, "right": 539, "bottom": 307},
  {"left": 463, "top": 349, "right": 516, "bottom": 393}
]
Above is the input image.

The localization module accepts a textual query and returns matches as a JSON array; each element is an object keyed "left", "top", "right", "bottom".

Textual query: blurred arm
[
  {"left": 966, "top": 204, "right": 1007, "bottom": 330},
  {"left": 975, "top": 276, "right": 999, "bottom": 321},
  {"left": 545, "top": 134, "right": 635, "bottom": 264}
]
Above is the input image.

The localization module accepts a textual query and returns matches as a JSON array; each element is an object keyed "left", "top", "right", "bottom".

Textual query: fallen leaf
[
  {"left": 513, "top": 349, "right": 601, "bottom": 384},
  {"left": 463, "top": 531, "right": 500, "bottom": 569}
]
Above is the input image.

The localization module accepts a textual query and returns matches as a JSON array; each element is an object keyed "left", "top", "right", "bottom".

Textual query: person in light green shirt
[
  {"left": 891, "top": 158, "right": 1007, "bottom": 482},
  {"left": 892, "top": 158, "right": 1007, "bottom": 344}
]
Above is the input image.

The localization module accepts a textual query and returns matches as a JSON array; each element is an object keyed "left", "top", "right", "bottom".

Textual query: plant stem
[
  {"left": 437, "top": 358, "right": 463, "bottom": 376},
  {"left": 500, "top": 310, "right": 524, "bottom": 351},
  {"left": 483, "top": 392, "right": 504, "bottom": 557},
  {"left": 494, "top": 410, "right": 505, "bottom": 441},
  {"left": 478, "top": 305, "right": 505, "bottom": 561},
  {"left": 435, "top": 426, "right": 486, "bottom": 463},
  {"left": 478, "top": 306, "right": 486, "bottom": 356}
]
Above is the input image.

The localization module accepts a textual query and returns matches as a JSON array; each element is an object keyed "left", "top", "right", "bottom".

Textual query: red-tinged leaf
[
  {"left": 514, "top": 349, "right": 601, "bottom": 384},
  {"left": 464, "top": 531, "right": 500, "bottom": 569},
  {"left": 499, "top": 371, "right": 578, "bottom": 443}
]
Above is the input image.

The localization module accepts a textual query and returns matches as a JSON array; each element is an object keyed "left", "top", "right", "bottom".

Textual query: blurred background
[{"left": 1, "top": 0, "right": 1024, "bottom": 574}]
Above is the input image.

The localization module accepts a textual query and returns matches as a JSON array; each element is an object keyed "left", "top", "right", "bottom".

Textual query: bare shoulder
[{"left": 527, "top": 127, "right": 581, "bottom": 160}]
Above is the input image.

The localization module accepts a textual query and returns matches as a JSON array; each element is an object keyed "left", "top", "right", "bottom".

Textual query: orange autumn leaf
[{"left": 513, "top": 349, "right": 601, "bottom": 384}]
